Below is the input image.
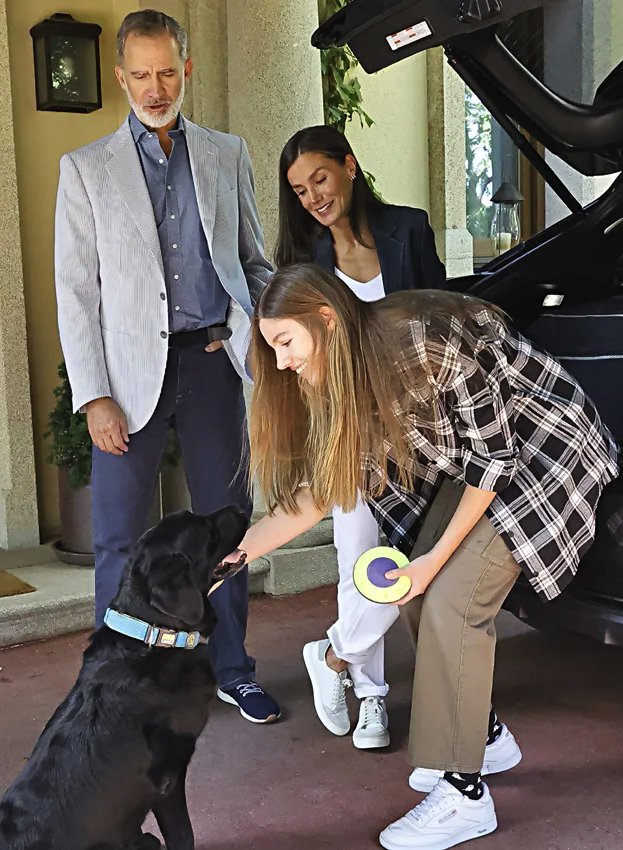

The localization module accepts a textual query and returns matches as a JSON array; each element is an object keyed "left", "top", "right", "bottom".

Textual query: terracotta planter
[
  {"left": 54, "top": 466, "right": 94, "bottom": 565},
  {"left": 53, "top": 467, "right": 163, "bottom": 567}
]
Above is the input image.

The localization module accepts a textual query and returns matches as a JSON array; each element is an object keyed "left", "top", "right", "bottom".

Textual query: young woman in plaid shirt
[{"left": 225, "top": 263, "right": 618, "bottom": 850}]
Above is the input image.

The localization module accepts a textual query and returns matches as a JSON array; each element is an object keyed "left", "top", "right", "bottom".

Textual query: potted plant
[{"left": 45, "top": 362, "right": 180, "bottom": 565}]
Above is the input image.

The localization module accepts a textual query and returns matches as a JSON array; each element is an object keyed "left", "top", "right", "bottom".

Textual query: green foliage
[
  {"left": 318, "top": 0, "right": 382, "bottom": 200},
  {"left": 363, "top": 169, "right": 385, "bottom": 203},
  {"left": 45, "top": 362, "right": 182, "bottom": 490},
  {"left": 45, "top": 363, "right": 92, "bottom": 489},
  {"left": 465, "top": 90, "right": 494, "bottom": 238},
  {"left": 319, "top": 37, "right": 373, "bottom": 133}
]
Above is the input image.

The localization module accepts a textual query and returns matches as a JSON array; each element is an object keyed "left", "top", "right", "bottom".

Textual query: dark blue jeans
[{"left": 91, "top": 343, "right": 255, "bottom": 689}]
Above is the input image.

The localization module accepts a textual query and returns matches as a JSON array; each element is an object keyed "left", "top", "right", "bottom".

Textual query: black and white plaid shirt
[{"left": 364, "top": 309, "right": 619, "bottom": 601}]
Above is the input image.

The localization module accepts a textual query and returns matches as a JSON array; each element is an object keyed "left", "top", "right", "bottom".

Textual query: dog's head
[{"left": 112, "top": 505, "right": 248, "bottom": 631}]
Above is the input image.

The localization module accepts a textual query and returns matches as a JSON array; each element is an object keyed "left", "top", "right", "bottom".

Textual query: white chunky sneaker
[
  {"left": 353, "top": 696, "right": 390, "bottom": 750},
  {"left": 303, "top": 639, "right": 352, "bottom": 736},
  {"left": 379, "top": 780, "right": 497, "bottom": 850},
  {"left": 482, "top": 724, "right": 522, "bottom": 774},
  {"left": 408, "top": 724, "right": 522, "bottom": 793}
]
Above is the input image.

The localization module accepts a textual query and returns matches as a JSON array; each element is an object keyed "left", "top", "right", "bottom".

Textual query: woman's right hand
[{"left": 230, "top": 488, "right": 326, "bottom": 563}]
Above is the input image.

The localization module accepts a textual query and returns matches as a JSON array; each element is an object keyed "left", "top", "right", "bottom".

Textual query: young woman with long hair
[
  {"left": 276, "top": 125, "right": 446, "bottom": 749},
  {"left": 221, "top": 264, "right": 618, "bottom": 850}
]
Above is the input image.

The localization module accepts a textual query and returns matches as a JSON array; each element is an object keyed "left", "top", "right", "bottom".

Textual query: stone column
[
  {"left": 427, "top": 48, "right": 474, "bottom": 278},
  {"left": 347, "top": 52, "right": 431, "bottom": 210},
  {"left": 227, "top": 0, "right": 337, "bottom": 593},
  {"left": 142, "top": 0, "right": 230, "bottom": 513},
  {"left": 614, "top": 2, "right": 623, "bottom": 65},
  {"left": 157, "top": 2, "right": 337, "bottom": 596},
  {"left": 543, "top": 0, "right": 618, "bottom": 226},
  {"left": 186, "top": 0, "right": 228, "bottom": 130},
  {"left": 227, "top": 0, "right": 325, "bottom": 255},
  {"left": 0, "top": 0, "right": 39, "bottom": 549}
]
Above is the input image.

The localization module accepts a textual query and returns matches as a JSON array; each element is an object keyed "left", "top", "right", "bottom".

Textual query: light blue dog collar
[{"left": 104, "top": 608, "right": 203, "bottom": 650}]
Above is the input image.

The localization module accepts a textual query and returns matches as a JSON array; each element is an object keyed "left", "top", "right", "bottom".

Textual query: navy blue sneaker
[{"left": 217, "top": 682, "right": 281, "bottom": 724}]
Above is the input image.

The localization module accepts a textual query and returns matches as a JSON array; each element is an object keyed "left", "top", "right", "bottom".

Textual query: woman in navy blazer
[
  {"left": 275, "top": 125, "right": 446, "bottom": 751},
  {"left": 311, "top": 202, "right": 446, "bottom": 293}
]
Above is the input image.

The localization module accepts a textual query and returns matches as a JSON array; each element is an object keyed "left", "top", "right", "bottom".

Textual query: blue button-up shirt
[{"left": 129, "top": 111, "right": 229, "bottom": 333}]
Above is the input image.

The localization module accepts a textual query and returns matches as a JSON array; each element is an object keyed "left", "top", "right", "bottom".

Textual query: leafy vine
[
  {"left": 318, "top": 0, "right": 382, "bottom": 198},
  {"left": 318, "top": 0, "right": 373, "bottom": 134}
]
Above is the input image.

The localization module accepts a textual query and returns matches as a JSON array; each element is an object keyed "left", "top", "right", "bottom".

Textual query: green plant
[
  {"left": 45, "top": 362, "right": 181, "bottom": 489},
  {"left": 318, "top": 0, "right": 383, "bottom": 200},
  {"left": 319, "top": 0, "right": 373, "bottom": 134}
]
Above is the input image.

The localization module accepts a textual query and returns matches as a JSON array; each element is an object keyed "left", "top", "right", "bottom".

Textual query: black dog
[{"left": 0, "top": 506, "right": 248, "bottom": 850}]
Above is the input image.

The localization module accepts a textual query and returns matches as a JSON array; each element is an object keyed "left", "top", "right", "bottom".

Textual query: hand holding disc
[{"left": 353, "top": 546, "right": 412, "bottom": 604}]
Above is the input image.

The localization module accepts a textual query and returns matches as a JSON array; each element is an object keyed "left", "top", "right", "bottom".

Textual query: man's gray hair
[{"left": 116, "top": 9, "right": 188, "bottom": 64}]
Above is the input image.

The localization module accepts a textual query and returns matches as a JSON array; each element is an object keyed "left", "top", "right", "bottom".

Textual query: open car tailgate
[{"left": 313, "top": 0, "right": 623, "bottom": 177}]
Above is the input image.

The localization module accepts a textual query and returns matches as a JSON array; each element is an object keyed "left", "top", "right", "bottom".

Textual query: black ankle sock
[
  {"left": 441, "top": 706, "right": 499, "bottom": 799},
  {"left": 487, "top": 706, "right": 503, "bottom": 745},
  {"left": 443, "top": 771, "right": 484, "bottom": 801}
]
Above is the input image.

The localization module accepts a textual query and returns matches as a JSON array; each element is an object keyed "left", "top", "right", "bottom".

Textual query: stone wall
[{"left": 0, "top": 0, "right": 39, "bottom": 549}]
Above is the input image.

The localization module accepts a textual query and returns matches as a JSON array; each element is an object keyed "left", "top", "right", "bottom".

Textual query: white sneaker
[
  {"left": 408, "top": 724, "right": 522, "bottom": 793},
  {"left": 379, "top": 780, "right": 497, "bottom": 850},
  {"left": 302, "top": 639, "right": 352, "bottom": 736},
  {"left": 353, "top": 696, "right": 390, "bottom": 749}
]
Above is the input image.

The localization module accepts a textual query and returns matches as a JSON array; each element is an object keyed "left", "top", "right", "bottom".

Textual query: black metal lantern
[
  {"left": 490, "top": 180, "right": 523, "bottom": 256},
  {"left": 30, "top": 13, "right": 102, "bottom": 113}
]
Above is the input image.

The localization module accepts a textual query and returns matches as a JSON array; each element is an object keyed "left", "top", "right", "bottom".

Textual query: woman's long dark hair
[{"left": 275, "top": 125, "right": 382, "bottom": 269}]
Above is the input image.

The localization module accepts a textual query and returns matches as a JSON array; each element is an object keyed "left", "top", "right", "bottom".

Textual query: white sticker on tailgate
[{"left": 386, "top": 22, "right": 432, "bottom": 51}]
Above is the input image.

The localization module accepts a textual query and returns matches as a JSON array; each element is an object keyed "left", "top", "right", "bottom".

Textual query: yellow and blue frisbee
[{"left": 353, "top": 546, "right": 411, "bottom": 604}]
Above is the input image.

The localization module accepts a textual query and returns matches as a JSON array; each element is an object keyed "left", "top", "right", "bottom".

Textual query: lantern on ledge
[
  {"left": 30, "top": 13, "right": 102, "bottom": 113},
  {"left": 490, "top": 180, "right": 523, "bottom": 256}
]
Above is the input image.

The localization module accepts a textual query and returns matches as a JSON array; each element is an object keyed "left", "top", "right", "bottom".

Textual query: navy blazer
[{"left": 312, "top": 203, "right": 446, "bottom": 294}]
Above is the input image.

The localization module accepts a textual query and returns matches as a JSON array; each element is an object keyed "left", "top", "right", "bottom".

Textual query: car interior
[{"left": 313, "top": 0, "right": 623, "bottom": 645}]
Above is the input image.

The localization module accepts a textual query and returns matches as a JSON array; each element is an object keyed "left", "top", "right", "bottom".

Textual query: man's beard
[{"left": 126, "top": 81, "right": 185, "bottom": 129}]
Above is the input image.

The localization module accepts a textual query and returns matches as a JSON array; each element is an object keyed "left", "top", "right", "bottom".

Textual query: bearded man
[{"left": 54, "top": 9, "right": 280, "bottom": 724}]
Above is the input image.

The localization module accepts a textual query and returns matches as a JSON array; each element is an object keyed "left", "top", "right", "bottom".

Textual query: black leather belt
[{"left": 168, "top": 324, "right": 232, "bottom": 348}]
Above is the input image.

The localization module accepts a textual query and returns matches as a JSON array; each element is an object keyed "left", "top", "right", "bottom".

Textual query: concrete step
[
  {"left": 0, "top": 562, "right": 94, "bottom": 648},
  {"left": 0, "top": 542, "right": 59, "bottom": 569},
  {"left": 0, "top": 558, "right": 272, "bottom": 648},
  {"left": 0, "top": 512, "right": 338, "bottom": 646},
  {"left": 263, "top": 542, "right": 338, "bottom": 596}
]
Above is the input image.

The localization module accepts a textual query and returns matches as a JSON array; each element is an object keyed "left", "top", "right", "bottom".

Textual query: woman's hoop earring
[{"left": 350, "top": 173, "right": 356, "bottom": 182}]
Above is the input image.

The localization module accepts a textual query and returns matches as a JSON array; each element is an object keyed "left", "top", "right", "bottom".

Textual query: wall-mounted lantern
[
  {"left": 30, "top": 13, "right": 102, "bottom": 113},
  {"left": 490, "top": 180, "right": 523, "bottom": 256}
]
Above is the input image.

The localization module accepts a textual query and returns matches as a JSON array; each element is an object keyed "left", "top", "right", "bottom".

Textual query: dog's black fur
[{"left": 0, "top": 506, "right": 248, "bottom": 850}]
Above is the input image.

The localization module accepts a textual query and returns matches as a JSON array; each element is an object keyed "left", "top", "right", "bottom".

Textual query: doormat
[{"left": 0, "top": 570, "right": 36, "bottom": 599}]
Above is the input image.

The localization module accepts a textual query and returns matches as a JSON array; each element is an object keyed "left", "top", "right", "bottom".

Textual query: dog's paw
[{"left": 123, "top": 831, "right": 162, "bottom": 850}]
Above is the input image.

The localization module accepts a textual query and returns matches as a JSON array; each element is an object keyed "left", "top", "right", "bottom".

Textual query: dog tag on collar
[{"left": 154, "top": 628, "right": 177, "bottom": 648}]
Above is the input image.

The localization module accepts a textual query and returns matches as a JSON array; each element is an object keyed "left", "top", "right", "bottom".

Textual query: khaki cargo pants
[{"left": 399, "top": 480, "right": 521, "bottom": 773}]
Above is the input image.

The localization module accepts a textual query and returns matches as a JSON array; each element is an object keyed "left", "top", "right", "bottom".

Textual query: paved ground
[{"left": 1, "top": 587, "right": 623, "bottom": 849}]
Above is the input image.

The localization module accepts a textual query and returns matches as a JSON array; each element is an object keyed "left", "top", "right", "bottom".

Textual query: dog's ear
[
  {"left": 146, "top": 554, "right": 205, "bottom": 625},
  {"left": 208, "top": 505, "right": 249, "bottom": 564}
]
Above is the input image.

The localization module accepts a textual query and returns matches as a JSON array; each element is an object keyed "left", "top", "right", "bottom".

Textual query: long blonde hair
[{"left": 250, "top": 264, "right": 502, "bottom": 515}]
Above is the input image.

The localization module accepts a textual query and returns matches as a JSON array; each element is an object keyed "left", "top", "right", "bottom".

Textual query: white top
[{"left": 334, "top": 267, "right": 385, "bottom": 302}]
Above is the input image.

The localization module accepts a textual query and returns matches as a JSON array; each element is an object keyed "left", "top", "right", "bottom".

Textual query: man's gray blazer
[{"left": 55, "top": 115, "right": 272, "bottom": 434}]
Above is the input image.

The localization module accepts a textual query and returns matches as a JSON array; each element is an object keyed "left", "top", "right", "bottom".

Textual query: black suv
[{"left": 314, "top": 0, "right": 623, "bottom": 645}]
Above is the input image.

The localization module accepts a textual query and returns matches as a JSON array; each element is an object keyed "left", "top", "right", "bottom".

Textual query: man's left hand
[
  {"left": 385, "top": 551, "right": 446, "bottom": 606},
  {"left": 205, "top": 340, "right": 223, "bottom": 353}
]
